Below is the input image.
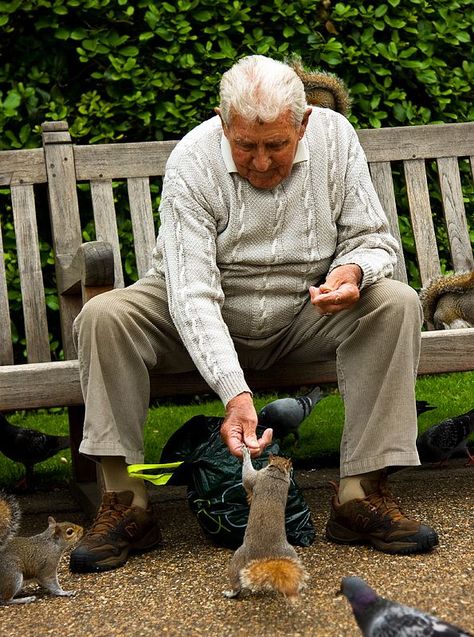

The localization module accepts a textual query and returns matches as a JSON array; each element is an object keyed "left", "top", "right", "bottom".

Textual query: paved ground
[{"left": 0, "top": 460, "right": 473, "bottom": 637}]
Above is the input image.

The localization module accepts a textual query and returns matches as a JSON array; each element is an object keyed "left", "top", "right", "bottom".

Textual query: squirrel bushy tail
[
  {"left": 240, "top": 557, "right": 308, "bottom": 600},
  {"left": 287, "top": 53, "right": 351, "bottom": 116},
  {"left": 0, "top": 491, "right": 21, "bottom": 550}
]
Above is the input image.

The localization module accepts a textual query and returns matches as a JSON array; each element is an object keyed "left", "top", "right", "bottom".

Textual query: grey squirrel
[
  {"left": 0, "top": 491, "right": 83, "bottom": 604},
  {"left": 287, "top": 53, "right": 352, "bottom": 116},
  {"left": 224, "top": 446, "right": 308, "bottom": 601},
  {"left": 419, "top": 271, "right": 474, "bottom": 329}
]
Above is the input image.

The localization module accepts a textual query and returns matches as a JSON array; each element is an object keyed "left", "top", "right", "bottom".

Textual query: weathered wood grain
[
  {"left": 127, "top": 177, "right": 156, "bottom": 277},
  {"left": 74, "top": 140, "right": 178, "bottom": 180},
  {"left": 357, "top": 122, "right": 474, "bottom": 162},
  {"left": 369, "top": 161, "right": 408, "bottom": 283},
  {"left": 0, "top": 148, "right": 47, "bottom": 186},
  {"left": 90, "top": 179, "right": 124, "bottom": 288},
  {"left": 0, "top": 220, "right": 14, "bottom": 365},
  {"left": 10, "top": 184, "right": 51, "bottom": 363},
  {"left": 403, "top": 159, "right": 441, "bottom": 286},
  {"left": 437, "top": 157, "right": 474, "bottom": 273},
  {"left": 42, "top": 122, "right": 84, "bottom": 360}
]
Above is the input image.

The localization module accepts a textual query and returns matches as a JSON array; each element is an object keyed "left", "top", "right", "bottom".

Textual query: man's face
[{"left": 219, "top": 108, "right": 311, "bottom": 190}]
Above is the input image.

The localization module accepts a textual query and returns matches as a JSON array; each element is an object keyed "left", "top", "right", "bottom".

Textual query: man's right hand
[{"left": 220, "top": 392, "right": 273, "bottom": 458}]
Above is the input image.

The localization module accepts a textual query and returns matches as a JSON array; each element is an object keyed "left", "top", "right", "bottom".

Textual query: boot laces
[
  {"left": 366, "top": 483, "right": 405, "bottom": 522},
  {"left": 86, "top": 496, "right": 131, "bottom": 538}
]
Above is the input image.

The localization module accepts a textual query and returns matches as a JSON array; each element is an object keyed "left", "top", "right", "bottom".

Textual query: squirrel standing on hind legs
[
  {"left": 0, "top": 491, "right": 83, "bottom": 604},
  {"left": 224, "top": 446, "right": 308, "bottom": 602}
]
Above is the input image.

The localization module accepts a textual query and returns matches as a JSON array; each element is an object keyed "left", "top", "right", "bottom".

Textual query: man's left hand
[{"left": 310, "top": 264, "right": 362, "bottom": 315}]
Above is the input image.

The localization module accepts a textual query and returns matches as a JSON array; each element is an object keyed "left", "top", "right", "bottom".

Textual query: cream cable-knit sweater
[{"left": 150, "top": 108, "right": 398, "bottom": 405}]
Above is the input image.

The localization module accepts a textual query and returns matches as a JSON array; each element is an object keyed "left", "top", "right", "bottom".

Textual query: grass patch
[{"left": 1, "top": 371, "right": 472, "bottom": 489}]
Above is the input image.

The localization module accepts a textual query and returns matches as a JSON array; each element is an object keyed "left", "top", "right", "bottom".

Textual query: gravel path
[{"left": 1, "top": 461, "right": 472, "bottom": 637}]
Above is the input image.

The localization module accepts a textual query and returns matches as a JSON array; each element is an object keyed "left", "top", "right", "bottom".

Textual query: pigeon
[
  {"left": 416, "top": 408, "right": 474, "bottom": 466},
  {"left": 416, "top": 400, "right": 436, "bottom": 416},
  {"left": 0, "top": 413, "right": 70, "bottom": 490},
  {"left": 339, "top": 576, "right": 474, "bottom": 637},
  {"left": 257, "top": 386, "right": 324, "bottom": 443}
]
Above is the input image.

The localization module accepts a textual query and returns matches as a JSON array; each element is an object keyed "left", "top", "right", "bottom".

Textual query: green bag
[{"left": 158, "top": 415, "right": 316, "bottom": 549}]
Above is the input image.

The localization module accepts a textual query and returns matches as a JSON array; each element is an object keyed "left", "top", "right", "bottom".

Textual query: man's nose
[{"left": 251, "top": 148, "right": 272, "bottom": 172}]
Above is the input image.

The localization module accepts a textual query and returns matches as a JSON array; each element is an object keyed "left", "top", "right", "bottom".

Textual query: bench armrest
[{"left": 58, "top": 240, "right": 115, "bottom": 303}]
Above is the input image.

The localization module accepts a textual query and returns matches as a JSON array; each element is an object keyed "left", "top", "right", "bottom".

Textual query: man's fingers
[{"left": 259, "top": 427, "right": 273, "bottom": 452}]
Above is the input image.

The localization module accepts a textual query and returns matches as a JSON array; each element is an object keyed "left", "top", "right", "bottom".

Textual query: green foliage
[
  {"left": 0, "top": 0, "right": 472, "bottom": 357},
  {"left": 1, "top": 0, "right": 471, "bottom": 147}
]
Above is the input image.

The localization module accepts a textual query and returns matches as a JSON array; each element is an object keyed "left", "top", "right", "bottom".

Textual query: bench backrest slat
[
  {"left": 90, "top": 179, "right": 125, "bottom": 288},
  {"left": 11, "top": 183, "right": 51, "bottom": 362},
  {"left": 437, "top": 156, "right": 474, "bottom": 274},
  {"left": 403, "top": 158, "right": 442, "bottom": 286},
  {"left": 0, "top": 222, "right": 14, "bottom": 365},
  {"left": 127, "top": 177, "right": 156, "bottom": 277},
  {"left": 368, "top": 161, "right": 408, "bottom": 283}
]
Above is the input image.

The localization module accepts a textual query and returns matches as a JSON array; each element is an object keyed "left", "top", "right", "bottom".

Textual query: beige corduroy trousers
[{"left": 73, "top": 275, "right": 423, "bottom": 478}]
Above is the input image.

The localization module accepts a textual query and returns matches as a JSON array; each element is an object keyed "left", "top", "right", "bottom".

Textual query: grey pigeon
[
  {"left": 0, "top": 413, "right": 70, "bottom": 490},
  {"left": 416, "top": 408, "right": 474, "bottom": 465},
  {"left": 339, "top": 576, "right": 473, "bottom": 637},
  {"left": 258, "top": 386, "right": 323, "bottom": 443}
]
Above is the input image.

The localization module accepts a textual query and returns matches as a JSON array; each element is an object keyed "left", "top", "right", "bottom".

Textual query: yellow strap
[{"left": 127, "top": 462, "right": 184, "bottom": 486}]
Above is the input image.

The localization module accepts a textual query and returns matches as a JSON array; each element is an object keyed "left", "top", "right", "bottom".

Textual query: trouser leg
[
  {"left": 73, "top": 275, "right": 195, "bottom": 464},
  {"left": 255, "top": 278, "right": 422, "bottom": 477}
]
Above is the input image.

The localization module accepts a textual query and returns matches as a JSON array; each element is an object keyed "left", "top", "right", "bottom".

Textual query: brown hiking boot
[
  {"left": 325, "top": 475, "right": 439, "bottom": 554},
  {"left": 69, "top": 491, "right": 162, "bottom": 573}
]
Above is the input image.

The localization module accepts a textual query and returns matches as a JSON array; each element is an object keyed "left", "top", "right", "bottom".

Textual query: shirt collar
[{"left": 220, "top": 134, "right": 309, "bottom": 173}]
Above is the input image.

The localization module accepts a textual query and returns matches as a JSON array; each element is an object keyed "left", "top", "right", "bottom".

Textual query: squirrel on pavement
[
  {"left": 0, "top": 491, "right": 83, "bottom": 604},
  {"left": 224, "top": 446, "right": 308, "bottom": 602}
]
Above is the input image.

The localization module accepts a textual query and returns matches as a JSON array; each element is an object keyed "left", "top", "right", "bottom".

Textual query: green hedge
[
  {"left": 1, "top": 0, "right": 472, "bottom": 147},
  {"left": 1, "top": 0, "right": 473, "bottom": 360}
]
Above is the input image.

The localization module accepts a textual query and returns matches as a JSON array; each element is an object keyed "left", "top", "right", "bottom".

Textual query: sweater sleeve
[
  {"left": 159, "top": 166, "right": 251, "bottom": 405},
  {"left": 328, "top": 123, "right": 399, "bottom": 289}
]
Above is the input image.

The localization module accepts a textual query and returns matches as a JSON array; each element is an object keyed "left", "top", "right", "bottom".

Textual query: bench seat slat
[
  {"left": 127, "top": 177, "right": 156, "bottom": 277},
  {"left": 368, "top": 161, "right": 408, "bottom": 283},
  {"left": 437, "top": 157, "right": 474, "bottom": 273},
  {"left": 90, "top": 179, "right": 125, "bottom": 288},
  {"left": 10, "top": 184, "right": 51, "bottom": 362},
  {"left": 1, "top": 328, "right": 472, "bottom": 410},
  {"left": 0, "top": 221, "right": 14, "bottom": 365},
  {"left": 403, "top": 159, "right": 441, "bottom": 286}
]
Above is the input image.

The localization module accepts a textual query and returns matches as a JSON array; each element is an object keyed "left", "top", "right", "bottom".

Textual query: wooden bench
[{"left": 1, "top": 120, "right": 473, "bottom": 486}]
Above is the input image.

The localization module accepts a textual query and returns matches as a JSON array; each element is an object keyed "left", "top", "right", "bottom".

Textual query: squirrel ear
[{"left": 48, "top": 516, "right": 57, "bottom": 527}]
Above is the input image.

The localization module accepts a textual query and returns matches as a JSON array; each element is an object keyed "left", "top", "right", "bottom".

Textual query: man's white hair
[{"left": 219, "top": 55, "right": 308, "bottom": 128}]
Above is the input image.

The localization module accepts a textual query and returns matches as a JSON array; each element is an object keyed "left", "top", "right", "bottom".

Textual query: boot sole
[
  {"left": 69, "top": 528, "right": 163, "bottom": 573},
  {"left": 325, "top": 520, "right": 439, "bottom": 554}
]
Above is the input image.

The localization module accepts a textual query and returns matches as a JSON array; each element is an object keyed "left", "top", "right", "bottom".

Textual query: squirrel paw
[
  {"left": 223, "top": 589, "right": 241, "bottom": 599},
  {"left": 56, "top": 589, "right": 76, "bottom": 597},
  {"left": 6, "top": 595, "right": 37, "bottom": 605}
]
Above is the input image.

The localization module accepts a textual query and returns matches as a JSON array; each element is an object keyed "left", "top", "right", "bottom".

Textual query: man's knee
[
  {"left": 73, "top": 290, "right": 129, "bottom": 347},
  {"left": 365, "top": 279, "right": 422, "bottom": 323}
]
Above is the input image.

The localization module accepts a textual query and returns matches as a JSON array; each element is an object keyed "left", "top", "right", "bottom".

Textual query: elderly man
[{"left": 70, "top": 55, "right": 438, "bottom": 573}]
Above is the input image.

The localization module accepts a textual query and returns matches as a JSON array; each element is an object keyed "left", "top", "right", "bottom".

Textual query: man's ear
[
  {"left": 299, "top": 107, "right": 312, "bottom": 139},
  {"left": 215, "top": 107, "right": 229, "bottom": 137}
]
